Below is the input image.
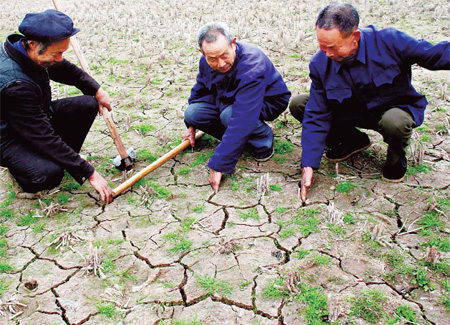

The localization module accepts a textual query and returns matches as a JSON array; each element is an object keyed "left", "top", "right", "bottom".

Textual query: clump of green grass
[
  {"left": 269, "top": 184, "right": 282, "bottom": 192},
  {"left": 196, "top": 274, "right": 232, "bottom": 296},
  {"left": 335, "top": 181, "right": 357, "bottom": 194},
  {"left": 96, "top": 302, "right": 118, "bottom": 320},
  {"left": 278, "top": 208, "right": 321, "bottom": 238},
  {"left": 387, "top": 305, "right": 418, "bottom": 324},
  {"left": 133, "top": 124, "right": 156, "bottom": 135},
  {"left": 137, "top": 148, "right": 158, "bottom": 162},
  {"left": 0, "top": 261, "right": 13, "bottom": 274},
  {"left": 189, "top": 152, "right": 213, "bottom": 167},
  {"left": 177, "top": 166, "right": 191, "bottom": 175},
  {"left": 193, "top": 205, "right": 205, "bottom": 213},
  {"left": 264, "top": 277, "right": 291, "bottom": 299},
  {"left": 274, "top": 139, "right": 294, "bottom": 154},
  {"left": 163, "top": 233, "right": 192, "bottom": 255},
  {"left": 348, "top": 288, "right": 387, "bottom": 323},
  {"left": 238, "top": 208, "right": 260, "bottom": 221}
]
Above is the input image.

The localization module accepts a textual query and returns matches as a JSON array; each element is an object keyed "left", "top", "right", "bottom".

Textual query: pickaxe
[{"left": 52, "top": 0, "right": 134, "bottom": 171}]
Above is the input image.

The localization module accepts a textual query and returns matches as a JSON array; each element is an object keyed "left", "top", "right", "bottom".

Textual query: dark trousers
[
  {"left": 1, "top": 96, "right": 98, "bottom": 192},
  {"left": 289, "top": 93, "right": 416, "bottom": 165}
]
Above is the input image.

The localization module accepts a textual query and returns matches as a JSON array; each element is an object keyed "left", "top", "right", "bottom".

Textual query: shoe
[
  {"left": 7, "top": 170, "right": 41, "bottom": 199},
  {"left": 325, "top": 134, "right": 371, "bottom": 162},
  {"left": 382, "top": 155, "right": 407, "bottom": 183},
  {"left": 254, "top": 146, "right": 274, "bottom": 162}
]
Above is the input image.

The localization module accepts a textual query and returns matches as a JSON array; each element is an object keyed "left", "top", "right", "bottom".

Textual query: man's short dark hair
[
  {"left": 22, "top": 39, "right": 51, "bottom": 55},
  {"left": 197, "top": 22, "right": 233, "bottom": 52},
  {"left": 316, "top": 2, "right": 359, "bottom": 37}
]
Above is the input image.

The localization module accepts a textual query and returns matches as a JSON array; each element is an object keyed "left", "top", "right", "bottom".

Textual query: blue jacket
[
  {"left": 301, "top": 25, "right": 450, "bottom": 169},
  {"left": 189, "top": 42, "right": 291, "bottom": 174}
]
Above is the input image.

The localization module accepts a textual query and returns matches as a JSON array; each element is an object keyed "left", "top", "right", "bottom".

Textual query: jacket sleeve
[
  {"left": 300, "top": 62, "right": 333, "bottom": 169},
  {"left": 207, "top": 69, "right": 266, "bottom": 174},
  {"left": 188, "top": 59, "right": 215, "bottom": 105},
  {"left": 3, "top": 82, "right": 95, "bottom": 183},
  {"left": 48, "top": 59, "right": 100, "bottom": 96},
  {"left": 387, "top": 28, "right": 450, "bottom": 70}
]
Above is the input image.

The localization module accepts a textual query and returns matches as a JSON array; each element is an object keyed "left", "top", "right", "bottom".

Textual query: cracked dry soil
[{"left": 0, "top": 0, "right": 449, "bottom": 324}]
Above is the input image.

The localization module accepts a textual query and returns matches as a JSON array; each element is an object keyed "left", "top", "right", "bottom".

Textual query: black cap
[{"left": 19, "top": 9, "right": 79, "bottom": 43}]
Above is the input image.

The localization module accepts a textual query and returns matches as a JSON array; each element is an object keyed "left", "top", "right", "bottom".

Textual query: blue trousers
[{"left": 184, "top": 102, "right": 273, "bottom": 156}]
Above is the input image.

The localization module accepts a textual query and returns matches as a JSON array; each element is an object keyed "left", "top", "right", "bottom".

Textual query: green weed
[
  {"left": 238, "top": 208, "right": 260, "bottom": 221},
  {"left": 0, "top": 262, "right": 13, "bottom": 273},
  {"left": 97, "top": 302, "right": 118, "bottom": 320},
  {"left": 264, "top": 277, "right": 290, "bottom": 299},
  {"left": 274, "top": 140, "right": 294, "bottom": 154},
  {"left": 137, "top": 148, "right": 158, "bottom": 162},
  {"left": 387, "top": 305, "right": 418, "bottom": 324},
  {"left": 294, "top": 283, "right": 328, "bottom": 324},
  {"left": 178, "top": 166, "right": 191, "bottom": 175},
  {"left": 336, "top": 181, "right": 357, "bottom": 194},
  {"left": 189, "top": 152, "right": 213, "bottom": 167},
  {"left": 0, "top": 278, "right": 11, "bottom": 297},
  {"left": 193, "top": 205, "right": 205, "bottom": 213},
  {"left": 348, "top": 288, "right": 387, "bottom": 323},
  {"left": 269, "top": 184, "right": 282, "bottom": 192},
  {"left": 196, "top": 274, "right": 232, "bottom": 296},
  {"left": 133, "top": 124, "right": 156, "bottom": 135}
]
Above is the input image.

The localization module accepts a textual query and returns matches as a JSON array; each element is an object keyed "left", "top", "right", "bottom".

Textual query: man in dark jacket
[
  {"left": 0, "top": 9, "right": 113, "bottom": 204},
  {"left": 182, "top": 22, "right": 291, "bottom": 193},
  {"left": 289, "top": 2, "right": 449, "bottom": 202}
]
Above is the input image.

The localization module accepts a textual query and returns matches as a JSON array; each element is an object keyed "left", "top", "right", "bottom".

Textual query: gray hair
[
  {"left": 197, "top": 22, "right": 233, "bottom": 52},
  {"left": 22, "top": 39, "right": 51, "bottom": 55},
  {"left": 316, "top": 2, "right": 359, "bottom": 37}
]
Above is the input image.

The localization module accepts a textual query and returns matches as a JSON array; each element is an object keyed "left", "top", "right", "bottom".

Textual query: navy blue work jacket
[
  {"left": 189, "top": 42, "right": 291, "bottom": 174},
  {"left": 302, "top": 25, "right": 450, "bottom": 169}
]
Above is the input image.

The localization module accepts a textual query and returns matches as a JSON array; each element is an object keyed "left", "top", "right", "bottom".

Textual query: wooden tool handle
[
  {"left": 112, "top": 131, "right": 205, "bottom": 197},
  {"left": 52, "top": 0, "right": 129, "bottom": 160}
]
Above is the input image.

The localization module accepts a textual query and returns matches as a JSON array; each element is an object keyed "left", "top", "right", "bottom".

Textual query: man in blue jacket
[
  {"left": 289, "top": 2, "right": 449, "bottom": 202},
  {"left": 183, "top": 22, "right": 291, "bottom": 193},
  {"left": 0, "top": 10, "right": 113, "bottom": 204}
]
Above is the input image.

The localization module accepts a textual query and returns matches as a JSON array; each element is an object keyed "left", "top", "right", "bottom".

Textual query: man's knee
[
  {"left": 289, "top": 93, "right": 309, "bottom": 122},
  {"left": 219, "top": 106, "right": 232, "bottom": 127},
  {"left": 184, "top": 104, "right": 201, "bottom": 126},
  {"left": 16, "top": 164, "right": 64, "bottom": 193},
  {"left": 380, "top": 108, "right": 415, "bottom": 137}
]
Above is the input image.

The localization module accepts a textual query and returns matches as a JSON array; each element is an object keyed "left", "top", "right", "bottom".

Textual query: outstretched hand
[
  {"left": 209, "top": 169, "right": 222, "bottom": 194},
  {"left": 88, "top": 170, "right": 113, "bottom": 204},
  {"left": 300, "top": 167, "right": 314, "bottom": 203},
  {"left": 182, "top": 126, "right": 196, "bottom": 147}
]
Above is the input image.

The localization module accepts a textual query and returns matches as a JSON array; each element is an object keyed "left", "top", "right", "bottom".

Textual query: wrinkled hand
[
  {"left": 300, "top": 167, "right": 314, "bottom": 203},
  {"left": 95, "top": 87, "right": 112, "bottom": 115},
  {"left": 182, "top": 126, "right": 196, "bottom": 147},
  {"left": 88, "top": 170, "right": 113, "bottom": 204},
  {"left": 209, "top": 169, "right": 222, "bottom": 194}
]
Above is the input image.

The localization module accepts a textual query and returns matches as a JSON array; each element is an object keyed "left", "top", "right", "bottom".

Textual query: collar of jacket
[
  {"left": 334, "top": 28, "right": 367, "bottom": 74},
  {"left": 4, "top": 34, "right": 49, "bottom": 82}
]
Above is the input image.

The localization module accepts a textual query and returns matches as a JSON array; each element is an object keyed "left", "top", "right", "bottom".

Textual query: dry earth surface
[{"left": 0, "top": 0, "right": 449, "bottom": 324}]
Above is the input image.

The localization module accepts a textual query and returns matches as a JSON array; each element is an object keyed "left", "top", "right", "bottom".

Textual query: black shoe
[
  {"left": 254, "top": 146, "right": 274, "bottom": 162},
  {"left": 382, "top": 155, "right": 407, "bottom": 183},
  {"left": 325, "top": 134, "right": 371, "bottom": 162}
]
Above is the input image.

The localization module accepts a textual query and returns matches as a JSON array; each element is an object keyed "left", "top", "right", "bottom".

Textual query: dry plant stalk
[
  {"left": 273, "top": 271, "right": 302, "bottom": 295},
  {"left": 0, "top": 298, "right": 27, "bottom": 319},
  {"left": 327, "top": 202, "right": 344, "bottom": 225},
  {"left": 257, "top": 173, "right": 270, "bottom": 197},
  {"left": 50, "top": 232, "right": 84, "bottom": 251},
  {"left": 81, "top": 243, "right": 105, "bottom": 279},
  {"left": 35, "top": 199, "right": 67, "bottom": 218},
  {"left": 424, "top": 246, "right": 441, "bottom": 264},
  {"left": 327, "top": 295, "right": 343, "bottom": 322}
]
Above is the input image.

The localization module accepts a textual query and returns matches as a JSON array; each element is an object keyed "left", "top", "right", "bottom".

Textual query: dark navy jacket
[
  {"left": 301, "top": 25, "right": 450, "bottom": 169},
  {"left": 0, "top": 34, "right": 99, "bottom": 183},
  {"left": 189, "top": 41, "right": 291, "bottom": 174}
]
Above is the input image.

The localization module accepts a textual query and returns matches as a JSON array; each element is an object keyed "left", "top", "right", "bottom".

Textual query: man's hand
[
  {"left": 88, "top": 170, "right": 113, "bottom": 204},
  {"left": 182, "top": 126, "right": 196, "bottom": 147},
  {"left": 95, "top": 87, "right": 112, "bottom": 115},
  {"left": 300, "top": 167, "right": 314, "bottom": 203},
  {"left": 209, "top": 169, "right": 222, "bottom": 194}
]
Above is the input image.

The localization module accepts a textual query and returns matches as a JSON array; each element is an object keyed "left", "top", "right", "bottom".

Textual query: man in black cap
[{"left": 0, "top": 9, "right": 113, "bottom": 204}]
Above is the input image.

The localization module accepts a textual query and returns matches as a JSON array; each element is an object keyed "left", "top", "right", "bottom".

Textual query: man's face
[
  {"left": 27, "top": 38, "right": 70, "bottom": 68},
  {"left": 201, "top": 34, "right": 236, "bottom": 73},
  {"left": 316, "top": 27, "right": 360, "bottom": 62}
]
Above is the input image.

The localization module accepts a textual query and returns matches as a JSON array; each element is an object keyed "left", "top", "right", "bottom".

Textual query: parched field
[{"left": 0, "top": 0, "right": 449, "bottom": 324}]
